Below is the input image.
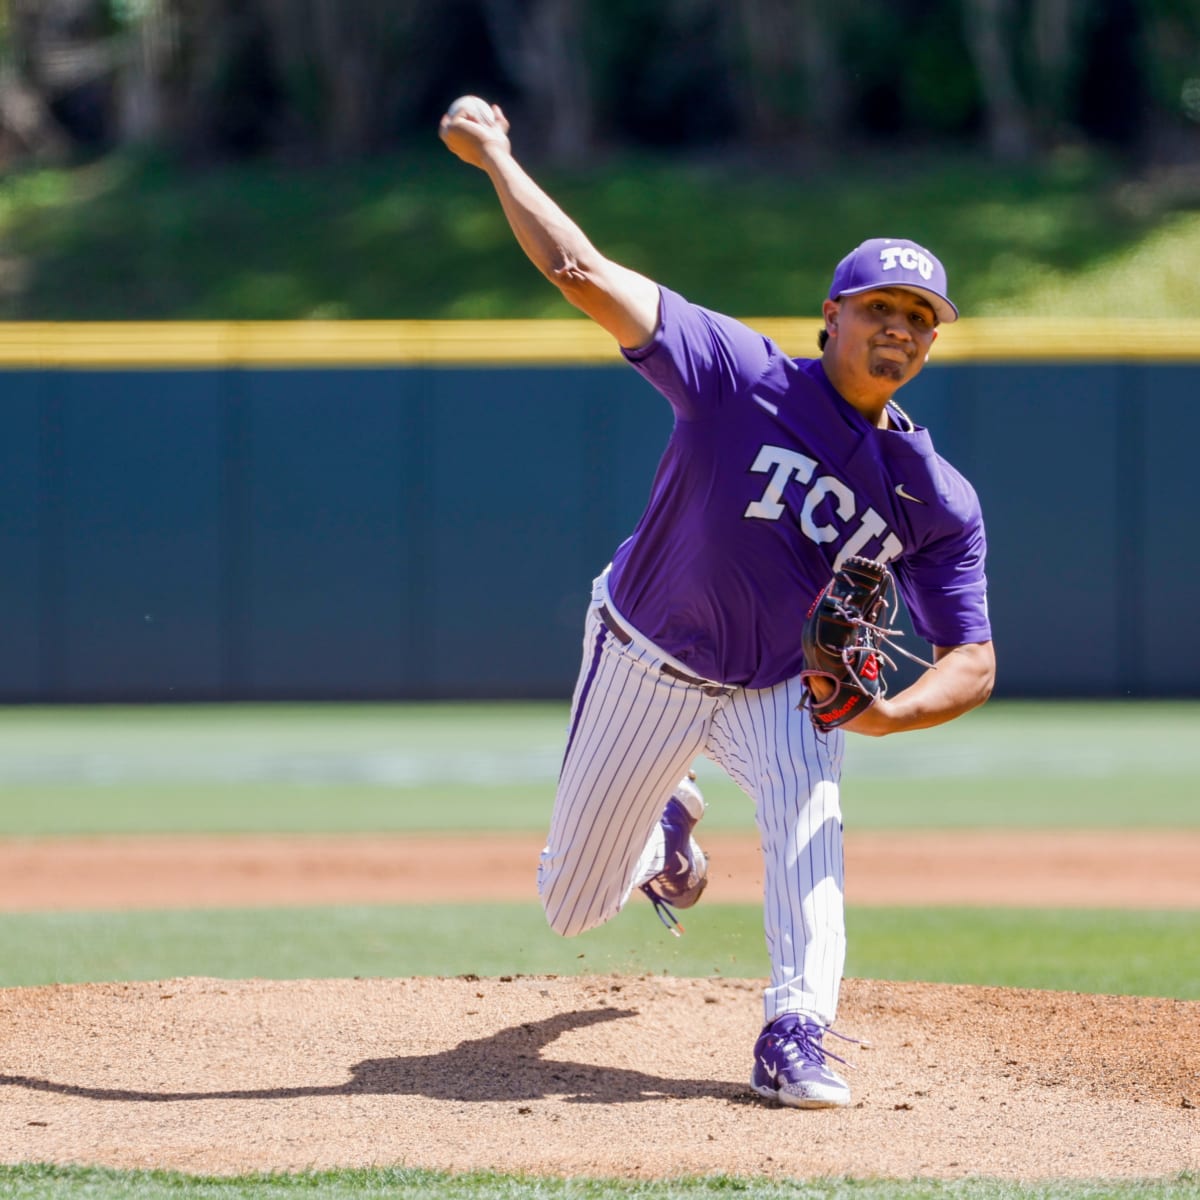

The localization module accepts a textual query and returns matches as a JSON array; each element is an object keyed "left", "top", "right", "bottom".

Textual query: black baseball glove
[{"left": 799, "top": 556, "right": 896, "bottom": 730}]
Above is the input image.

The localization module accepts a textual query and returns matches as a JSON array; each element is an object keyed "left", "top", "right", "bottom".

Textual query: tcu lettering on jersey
[{"left": 742, "top": 444, "right": 902, "bottom": 568}]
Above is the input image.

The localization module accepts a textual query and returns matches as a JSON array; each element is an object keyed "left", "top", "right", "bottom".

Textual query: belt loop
[{"left": 598, "top": 605, "right": 631, "bottom": 646}]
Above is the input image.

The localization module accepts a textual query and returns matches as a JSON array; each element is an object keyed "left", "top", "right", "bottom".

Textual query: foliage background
[
  {"left": 4, "top": 0, "right": 1200, "bottom": 166},
  {"left": 1, "top": 0, "right": 1198, "bottom": 323}
]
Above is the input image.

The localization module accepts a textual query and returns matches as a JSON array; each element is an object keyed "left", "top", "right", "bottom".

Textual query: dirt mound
[
  {"left": 2, "top": 832, "right": 1197, "bottom": 1179},
  {"left": 1, "top": 975, "right": 1196, "bottom": 1179}
]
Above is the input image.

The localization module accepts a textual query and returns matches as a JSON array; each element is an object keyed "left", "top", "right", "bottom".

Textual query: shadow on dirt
[{"left": 0, "top": 1005, "right": 743, "bottom": 1104}]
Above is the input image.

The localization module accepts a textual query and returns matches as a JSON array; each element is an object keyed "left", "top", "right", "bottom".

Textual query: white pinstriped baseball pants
[{"left": 538, "top": 573, "right": 847, "bottom": 1025}]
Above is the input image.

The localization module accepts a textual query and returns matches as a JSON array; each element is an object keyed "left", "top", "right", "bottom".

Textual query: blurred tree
[
  {"left": 480, "top": 0, "right": 592, "bottom": 166},
  {"left": 732, "top": 0, "right": 847, "bottom": 148},
  {"left": 1074, "top": 0, "right": 1147, "bottom": 153},
  {"left": 127, "top": 0, "right": 444, "bottom": 160},
  {"left": 167, "top": 0, "right": 279, "bottom": 156},
  {"left": 112, "top": 0, "right": 177, "bottom": 146},
  {"left": 961, "top": 0, "right": 1033, "bottom": 160},
  {"left": 588, "top": 0, "right": 738, "bottom": 149},
  {"left": 1028, "top": 0, "right": 1085, "bottom": 142},
  {"left": 0, "top": 0, "right": 107, "bottom": 161},
  {"left": 899, "top": 1, "right": 982, "bottom": 138},
  {"left": 1140, "top": 0, "right": 1200, "bottom": 158},
  {"left": 1, "top": 0, "right": 1196, "bottom": 167},
  {"left": 258, "top": 0, "right": 429, "bottom": 158}
]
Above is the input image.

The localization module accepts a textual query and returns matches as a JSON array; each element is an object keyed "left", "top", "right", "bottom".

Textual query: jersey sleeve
[
  {"left": 893, "top": 513, "right": 992, "bottom": 648},
  {"left": 621, "top": 286, "right": 775, "bottom": 419}
]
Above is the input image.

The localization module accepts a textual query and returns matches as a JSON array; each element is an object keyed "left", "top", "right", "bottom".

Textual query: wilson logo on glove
[{"left": 798, "top": 557, "right": 933, "bottom": 730}]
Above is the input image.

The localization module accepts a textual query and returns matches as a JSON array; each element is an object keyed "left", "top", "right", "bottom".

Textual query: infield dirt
[{"left": 0, "top": 832, "right": 1197, "bottom": 1180}]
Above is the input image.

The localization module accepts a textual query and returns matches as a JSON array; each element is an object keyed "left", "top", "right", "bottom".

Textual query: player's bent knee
[
  {"left": 540, "top": 892, "right": 591, "bottom": 938},
  {"left": 538, "top": 846, "right": 618, "bottom": 937},
  {"left": 538, "top": 874, "right": 609, "bottom": 938}
]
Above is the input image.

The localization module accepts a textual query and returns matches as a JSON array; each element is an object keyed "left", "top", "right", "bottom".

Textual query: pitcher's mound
[{"left": 0, "top": 975, "right": 1196, "bottom": 1179}]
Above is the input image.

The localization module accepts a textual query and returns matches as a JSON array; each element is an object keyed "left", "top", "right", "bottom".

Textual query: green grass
[
  {"left": 1, "top": 903, "right": 1196, "bottom": 999},
  {"left": 0, "top": 700, "right": 571, "bottom": 835},
  {"left": 1, "top": 1165, "right": 1198, "bottom": 1200},
  {"left": 0, "top": 700, "right": 1195, "bottom": 836},
  {"left": 843, "top": 700, "right": 1200, "bottom": 829},
  {"left": 0, "top": 148, "right": 1196, "bottom": 320},
  {"left": 848, "top": 908, "right": 1200, "bottom": 998},
  {"left": 0, "top": 700, "right": 1196, "bottom": 1197}
]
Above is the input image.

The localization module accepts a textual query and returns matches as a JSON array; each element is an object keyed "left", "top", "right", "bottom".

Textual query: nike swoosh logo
[
  {"left": 674, "top": 851, "right": 690, "bottom": 872},
  {"left": 763, "top": 1060, "right": 779, "bottom": 1080},
  {"left": 894, "top": 483, "right": 925, "bottom": 504}
]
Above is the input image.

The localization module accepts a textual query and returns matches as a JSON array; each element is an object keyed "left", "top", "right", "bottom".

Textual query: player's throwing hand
[{"left": 439, "top": 96, "right": 510, "bottom": 167}]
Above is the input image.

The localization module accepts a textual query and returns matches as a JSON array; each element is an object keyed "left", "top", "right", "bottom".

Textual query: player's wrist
[
  {"left": 478, "top": 140, "right": 514, "bottom": 170},
  {"left": 843, "top": 699, "right": 898, "bottom": 737}
]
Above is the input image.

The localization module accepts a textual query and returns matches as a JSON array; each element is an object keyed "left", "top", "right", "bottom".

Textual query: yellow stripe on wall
[
  {"left": 744, "top": 318, "right": 1200, "bottom": 363},
  {"left": 0, "top": 318, "right": 1197, "bottom": 367}
]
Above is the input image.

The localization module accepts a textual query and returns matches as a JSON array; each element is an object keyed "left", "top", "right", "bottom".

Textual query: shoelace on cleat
[
  {"left": 767, "top": 1016, "right": 867, "bottom": 1070},
  {"left": 640, "top": 883, "right": 685, "bottom": 936}
]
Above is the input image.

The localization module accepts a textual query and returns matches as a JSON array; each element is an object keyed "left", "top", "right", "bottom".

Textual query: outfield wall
[{"left": 1, "top": 319, "right": 1196, "bottom": 702}]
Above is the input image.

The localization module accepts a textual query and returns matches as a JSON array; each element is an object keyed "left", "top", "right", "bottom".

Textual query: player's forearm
[
  {"left": 478, "top": 148, "right": 659, "bottom": 347},
  {"left": 849, "top": 641, "right": 995, "bottom": 737},
  {"left": 480, "top": 149, "right": 594, "bottom": 287}
]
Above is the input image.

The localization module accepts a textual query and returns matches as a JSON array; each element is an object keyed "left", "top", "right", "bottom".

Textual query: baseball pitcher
[{"left": 440, "top": 98, "right": 995, "bottom": 1109}]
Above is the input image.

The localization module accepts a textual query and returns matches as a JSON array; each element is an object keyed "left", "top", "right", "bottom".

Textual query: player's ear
[
  {"left": 821, "top": 298, "right": 839, "bottom": 337},
  {"left": 925, "top": 327, "right": 938, "bottom": 362}
]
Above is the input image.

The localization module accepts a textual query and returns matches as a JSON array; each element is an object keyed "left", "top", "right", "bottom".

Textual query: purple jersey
[{"left": 609, "top": 286, "right": 991, "bottom": 689}]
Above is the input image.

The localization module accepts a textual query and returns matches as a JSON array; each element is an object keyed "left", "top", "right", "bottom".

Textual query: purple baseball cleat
[
  {"left": 750, "top": 1014, "right": 852, "bottom": 1108},
  {"left": 640, "top": 772, "right": 707, "bottom": 934}
]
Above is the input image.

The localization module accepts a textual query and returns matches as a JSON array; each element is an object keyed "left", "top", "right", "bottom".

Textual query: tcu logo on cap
[{"left": 879, "top": 245, "right": 934, "bottom": 280}]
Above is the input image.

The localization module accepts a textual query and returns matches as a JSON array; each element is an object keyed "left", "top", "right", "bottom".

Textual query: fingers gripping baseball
[{"left": 439, "top": 95, "right": 510, "bottom": 166}]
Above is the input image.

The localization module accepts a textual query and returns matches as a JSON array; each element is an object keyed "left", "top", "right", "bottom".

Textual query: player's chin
[{"left": 868, "top": 360, "right": 908, "bottom": 383}]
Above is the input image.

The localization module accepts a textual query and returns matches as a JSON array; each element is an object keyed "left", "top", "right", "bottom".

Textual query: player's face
[{"left": 824, "top": 289, "right": 938, "bottom": 393}]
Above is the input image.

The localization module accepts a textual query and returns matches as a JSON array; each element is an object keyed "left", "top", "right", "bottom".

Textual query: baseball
[{"left": 447, "top": 95, "right": 496, "bottom": 125}]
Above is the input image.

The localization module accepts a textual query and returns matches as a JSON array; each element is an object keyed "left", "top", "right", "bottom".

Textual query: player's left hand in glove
[
  {"left": 799, "top": 556, "right": 929, "bottom": 731},
  {"left": 800, "top": 557, "right": 891, "bottom": 729}
]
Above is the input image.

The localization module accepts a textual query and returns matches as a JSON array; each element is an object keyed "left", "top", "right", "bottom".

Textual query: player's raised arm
[{"left": 438, "top": 96, "right": 661, "bottom": 350}]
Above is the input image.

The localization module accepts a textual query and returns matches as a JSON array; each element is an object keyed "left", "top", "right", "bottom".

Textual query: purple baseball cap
[{"left": 828, "top": 237, "right": 958, "bottom": 324}]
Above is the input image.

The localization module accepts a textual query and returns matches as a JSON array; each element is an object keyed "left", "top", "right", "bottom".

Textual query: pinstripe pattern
[
  {"left": 709, "top": 682, "right": 844, "bottom": 1024},
  {"left": 539, "top": 600, "right": 714, "bottom": 937},
  {"left": 539, "top": 578, "right": 847, "bottom": 1025}
]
